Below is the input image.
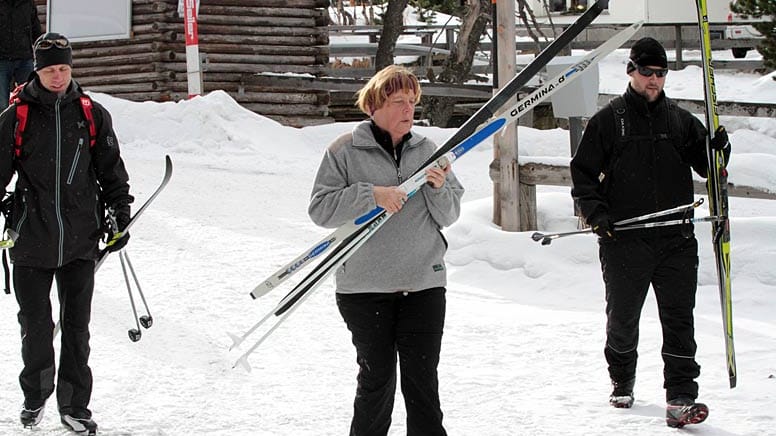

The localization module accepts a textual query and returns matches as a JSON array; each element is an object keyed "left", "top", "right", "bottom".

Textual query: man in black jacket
[
  {"left": 0, "top": 0, "right": 42, "bottom": 111},
  {"left": 0, "top": 33, "right": 132, "bottom": 435},
  {"left": 570, "top": 37, "right": 731, "bottom": 428}
]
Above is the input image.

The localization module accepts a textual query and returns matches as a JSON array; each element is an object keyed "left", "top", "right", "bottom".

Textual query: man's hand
[
  {"left": 374, "top": 186, "right": 408, "bottom": 214},
  {"left": 105, "top": 202, "right": 131, "bottom": 252},
  {"left": 590, "top": 214, "right": 616, "bottom": 241},
  {"left": 709, "top": 126, "right": 730, "bottom": 151},
  {"left": 105, "top": 230, "right": 129, "bottom": 253}
]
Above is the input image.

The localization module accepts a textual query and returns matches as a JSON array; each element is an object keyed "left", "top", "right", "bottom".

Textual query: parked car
[{"left": 725, "top": 24, "right": 764, "bottom": 59}]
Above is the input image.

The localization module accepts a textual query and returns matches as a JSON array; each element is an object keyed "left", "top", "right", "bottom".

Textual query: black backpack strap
[{"left": 610, "top": 95, "right": 628, "bottom": 140}]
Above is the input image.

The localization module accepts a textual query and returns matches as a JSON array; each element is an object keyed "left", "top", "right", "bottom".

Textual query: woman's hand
[
  {"left": 425, "top": 165, "right": 451, "bottom": 189},
  {"left": 373, "top": 186, "right": 408, "bottom": 213}
]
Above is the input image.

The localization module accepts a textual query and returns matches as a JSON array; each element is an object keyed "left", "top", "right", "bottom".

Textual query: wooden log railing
[{"left": 488, "top": 162, "right": 776, "bottom": 231}]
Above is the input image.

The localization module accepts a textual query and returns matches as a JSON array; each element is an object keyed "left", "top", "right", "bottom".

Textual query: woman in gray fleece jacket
[{"left": 308, "top": 65, "right": 463, "bottom": 436}]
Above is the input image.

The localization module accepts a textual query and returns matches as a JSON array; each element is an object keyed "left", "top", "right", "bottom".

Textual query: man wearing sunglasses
[
  {"left": 0, "top": 0, "right": 43, "bottom": 112},
  {"left": 0, "top": 33, "right": 133, "bottom": 435},
  {"left": 570, "top": 37, "right": 731, "bottom": 428}
]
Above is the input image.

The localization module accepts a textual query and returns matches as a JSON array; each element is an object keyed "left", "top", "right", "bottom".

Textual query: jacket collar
[
  {"left": 18, "top": 77, "right": 82, "bottom": 106},
  {"left": 352, "top": 120, "right": 426, "bottom": 149},
  {"left": 624, "top": 84, "right": 668, "bottom": 116}
]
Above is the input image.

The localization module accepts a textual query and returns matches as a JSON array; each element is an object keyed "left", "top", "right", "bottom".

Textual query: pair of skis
[
  {"left": 695, "top": 0, "right": 737, "bottom": 389},
  {"left": 231, "top": 1, "right": 643, "bottom": 367}
]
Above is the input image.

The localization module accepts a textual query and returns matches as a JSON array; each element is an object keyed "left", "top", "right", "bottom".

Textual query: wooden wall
[{"left": 35, "top": 0, "right": 332, "bottom": 127}]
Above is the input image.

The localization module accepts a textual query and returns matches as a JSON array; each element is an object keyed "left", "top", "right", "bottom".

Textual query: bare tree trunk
[
  {"left": 422, "top": 0, "right": 490, "bottom": 127},
  {"left": 336, "top": 0, "right": 354, "bottom": 25},
  {"left": 375, "top": 0, "right": 409, "bottom": 71},
  {"left": 517, "top": 0, "right": 548, "bottom": 52}
]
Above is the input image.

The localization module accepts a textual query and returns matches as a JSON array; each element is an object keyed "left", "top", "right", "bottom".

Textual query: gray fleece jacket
[{"left": 308, "top": 121, "right": 464, "bottom": 294}]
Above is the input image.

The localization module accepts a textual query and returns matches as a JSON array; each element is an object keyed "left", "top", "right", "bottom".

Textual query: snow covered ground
[{"left": 1, "top": 29, "right": 775, "bottom": 436}]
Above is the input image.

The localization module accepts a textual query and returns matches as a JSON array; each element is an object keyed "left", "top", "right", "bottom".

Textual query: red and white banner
[{"left": 180, "top": 0, "right": 202, "bottom": 97}]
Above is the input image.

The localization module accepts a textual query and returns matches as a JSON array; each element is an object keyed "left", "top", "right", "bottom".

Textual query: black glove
[
  {"left": 589, "top": 214, "right": 615, "bottom": 241},
  {"left": 709, "top": 126, "right": 730, "bottom": 151},
  {"left": 105, "top": 202, "right": 131, "bottom": 252}
]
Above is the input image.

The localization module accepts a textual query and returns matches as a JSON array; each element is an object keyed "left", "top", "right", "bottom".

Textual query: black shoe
[
  {"left": 609, "top": 377, "right": 635, "bottom": 408},
  {"left": 20, "top": 403, "right": 45, "bottom": 428},
  {"left": 61, "top": 412, "right": 98, "bottom": 435},
  {"left": 666, "top": 397, "right": 709, "bottom": 428}
]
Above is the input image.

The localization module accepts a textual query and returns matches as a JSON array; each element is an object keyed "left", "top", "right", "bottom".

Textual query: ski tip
[
  {"left": 227, "top": 332, "right": 243, "bottom": 350},
  {"left": 233, "top": 356, "right": 252, "bottom": 372}
]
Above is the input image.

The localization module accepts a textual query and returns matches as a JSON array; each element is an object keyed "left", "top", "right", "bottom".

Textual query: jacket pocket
[
  {"left": 13, "top": 193, "right": 29, "bottom": 235},
  {"left": 66, "top": 138, "right": 84, "bottom": 185}
]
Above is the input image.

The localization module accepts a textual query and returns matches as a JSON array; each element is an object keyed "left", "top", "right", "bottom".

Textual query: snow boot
[
  {"left": 61, "top": 412, "right": 98, "bottom": 435},
  {"left": 666, "top": 397, "right": 709, "bottom": 428},
  {"left": 20, "top": 402, "right": 45, "bottom": 428},
  {"left": 609, "top": 377, "right": 635, "bottom": 408}
]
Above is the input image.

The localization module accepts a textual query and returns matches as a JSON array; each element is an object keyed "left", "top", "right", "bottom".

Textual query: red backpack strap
[
  {"left": 10, "top": 83, "right": 28, "bottom": 158},
  {"left": 79, "top": 96, "right": 96, "bottom": 147},
  {"left": 14, "top": 104, "right": 29, "bottom": 158}
]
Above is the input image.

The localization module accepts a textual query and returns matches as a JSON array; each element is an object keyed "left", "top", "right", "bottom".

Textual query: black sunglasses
[
  {"left": 630, "top": 61, "right": 668, "bottom": 78},
  {"left": 35, "top": 38, "right": 70, "bottom": 50}
]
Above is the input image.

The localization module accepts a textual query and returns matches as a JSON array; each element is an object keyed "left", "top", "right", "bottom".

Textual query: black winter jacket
[
  {"left": 0, "top": 78, "right": 132, "bottom": 268},
  {"left": 570, "top": 85, "right": 710, "bottom": 239},
  {"left": 0, "top": 0, "right": 42, "bottom": 60}
]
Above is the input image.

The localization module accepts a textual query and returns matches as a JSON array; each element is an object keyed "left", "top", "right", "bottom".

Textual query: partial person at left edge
[
  {"left": 0, "top": 33, "right": 134, "bottom": 435},
  {"left": 0, "top": 0, "right": 43, "bottom": 112}
]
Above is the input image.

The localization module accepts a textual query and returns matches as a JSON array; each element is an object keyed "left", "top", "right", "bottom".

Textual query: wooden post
[
  {"left": 675, "top": 24, "right": 684, "bottom": 69},
  {"left": 492, "top": 0, "right": 520, "bottom": 231}
]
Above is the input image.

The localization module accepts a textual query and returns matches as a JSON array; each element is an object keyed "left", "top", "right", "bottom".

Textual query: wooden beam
[
  {"left": 598, "top": 94, "right": 776, "bottom": 118},
  {"left": 505, "top": 162, "right": 776, "bottom": 200}
]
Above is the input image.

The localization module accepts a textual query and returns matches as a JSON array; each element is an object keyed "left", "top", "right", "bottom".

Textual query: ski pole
[
  {"left": 616, "top": 215, "right": 724, "bottom": 231},
  {"left": 613, "top": 198, "right": 704, "bottom": 226},
  {"left": 119, "top": 250, "right": 143, "bottom": 342},
  {"left": 532, "top": 215, "right": 724, "bottom": 245},
  {"left": 532, "top": 199, "right": 706, "bottom": 245},
  {"left": 122, "top": 250, "right": 153, "bottom": 329}
]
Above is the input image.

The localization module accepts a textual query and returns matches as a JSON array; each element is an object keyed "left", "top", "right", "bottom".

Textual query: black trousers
[
  {"left": 13, "top": 258, "right": 95, "bottom": 416},
  {"left": 336, "top": 288, "right": 447, "bottom": 436},
  {"left": 599, "top": 236, "right": 701, "bottom": 401}
]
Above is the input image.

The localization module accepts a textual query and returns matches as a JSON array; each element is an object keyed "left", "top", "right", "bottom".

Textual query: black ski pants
[
  {"left": 13, "top": 258, "right": 95, "bottom": 416},
  {"left": 336, "top": 288, "right": 447, "bottom": 436},
  {"left": 599, "top": 235, "right": 701, "bottom": 401}
]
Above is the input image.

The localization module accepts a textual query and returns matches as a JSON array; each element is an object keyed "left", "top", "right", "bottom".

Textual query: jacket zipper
[
  {"left": 393, "top": 145, "right": 402, "bottom": 183},
  {"left": 66, "top": 138, "right": 83, "bottom": 185},
  {"left": 55, "top": 97, "right": 64, "bottom": 266}
]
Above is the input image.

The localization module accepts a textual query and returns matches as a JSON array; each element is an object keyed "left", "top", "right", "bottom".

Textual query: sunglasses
[
  {"left": 629, "top": 61, "right": 668, "bottom": 78},
  {"left": 35, "top": 38, "right": 70, "bottom": 50}
]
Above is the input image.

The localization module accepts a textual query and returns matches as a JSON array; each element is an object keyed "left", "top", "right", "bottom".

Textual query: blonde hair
[{"left": 356, "top": 65, "right": 422, "bottom": 116}]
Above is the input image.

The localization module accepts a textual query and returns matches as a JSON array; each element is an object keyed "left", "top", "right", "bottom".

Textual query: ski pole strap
[{"left": 2, "top": 250, "right": 9, "bottom": 295}]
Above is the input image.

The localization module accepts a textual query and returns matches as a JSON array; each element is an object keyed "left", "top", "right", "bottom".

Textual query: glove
[
  {"left": 709, "top": 126, "right": 730, "bottom": 151},
  {"left": 105, "top": 202, "right": 131, "bottom": 252},
  {"left": 589, "top": 214, "right": 616, "bottom": 241}
]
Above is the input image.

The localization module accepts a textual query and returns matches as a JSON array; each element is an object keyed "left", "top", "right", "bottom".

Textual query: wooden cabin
[{"left": 34, "top": 0, "right": 332, "bottom": 127}]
